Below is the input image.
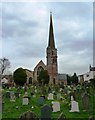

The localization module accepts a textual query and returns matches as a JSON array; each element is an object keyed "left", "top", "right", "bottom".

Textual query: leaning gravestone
[
  {"left": 41, "top": 104, "right": 52, "bottom": 120},
  {"left": 20, "top": 110, "right": 38, "bottom": 120},
  {"left": 82, "top": 92, "right": 90, "bottom": 111},
  {"left": 58, "top": 112, "right": 68, "bottom": 120},
  {"left": 52, "top": 101, "right": 60, "bottom": 112}
]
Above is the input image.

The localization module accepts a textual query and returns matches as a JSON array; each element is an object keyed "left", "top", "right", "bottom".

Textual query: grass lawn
[{"left": 1, "top": 86, "right": 95, "bottom": 120}]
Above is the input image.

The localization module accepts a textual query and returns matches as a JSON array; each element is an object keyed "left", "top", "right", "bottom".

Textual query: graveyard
[
  {"left": 0, "top": 3, "right": 94, "bottom": 119},
  {"left": 1, "top": 84, "right": 95, "bottom": 120}
]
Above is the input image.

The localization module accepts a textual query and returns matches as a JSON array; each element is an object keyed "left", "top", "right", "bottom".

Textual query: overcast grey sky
[{"left": 1, "top": 2, "right": 93, "bottom": 75}]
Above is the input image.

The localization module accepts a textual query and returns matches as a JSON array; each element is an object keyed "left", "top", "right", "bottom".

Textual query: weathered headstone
[
  {"left": 38, "top": 97, "right": 44, "bottom": 105},
  {"left": 48, "top": 93, "right": 54, "bottom": 100},
  {"left": 15, "top": 92, "right": 19, "bottom": 98},
  {"left": 71, "top": 96, "right": 74, "bottom": 101},
  {"left": 48, "top": 87, "right": 52, "bottom": 93},
  {"left": 22, "top": 98, "right": 29, "bottom": 105},
  {"left": 10, "top": 93, "right": 16, "bottom": 102},
  {"left": 57, "top": 93, "right": 61, "bottom": 100},
  {"left": 69, "top": 100, "right": 79, "bottom": 112},
  {"left": 52, "top": 101, "right": 60, "bottom": 112},
  {"left": 6, "top": 91, "right": 10, "bottom": 98},
  {"left": 58, "top": 112, "right": 68, "bottom": 120},
  {"left": 20, "top": 111, "right": 38, "bottom": 120},
  {"left": 41, "top": 104, "right": 52, "bottom": 120},
  {"left": 82, "top": 92, "right": 90, "bottom": 111},
  {"left": 64, "top": 86, "right": 68, "bottom": 94}
]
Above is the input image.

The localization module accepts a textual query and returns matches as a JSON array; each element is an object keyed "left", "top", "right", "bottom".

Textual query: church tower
[{"left": 46, "top": 12, "right": 58, "bottom": 85}]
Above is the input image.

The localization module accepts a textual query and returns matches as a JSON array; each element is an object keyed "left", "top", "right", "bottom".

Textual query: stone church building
[{"left": 25, "top": 13, "right": 67, "bottom": 85}]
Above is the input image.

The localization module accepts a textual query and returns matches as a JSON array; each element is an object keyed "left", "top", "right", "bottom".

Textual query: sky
[{"left": 1, "top": 2, "right": 93, "bottom": 75}]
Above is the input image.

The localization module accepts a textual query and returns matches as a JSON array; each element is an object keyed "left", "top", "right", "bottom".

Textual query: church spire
[{"left": 48, "top": 12, "right": 55, "bottom": 49}]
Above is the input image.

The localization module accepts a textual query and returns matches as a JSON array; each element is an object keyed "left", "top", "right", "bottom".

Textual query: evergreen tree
[
  {"left": 38, "top": 70, "right": 49, "bottom": 85},
  {"left": 13, "top": 68, "right": 27, "bottom": 86}
]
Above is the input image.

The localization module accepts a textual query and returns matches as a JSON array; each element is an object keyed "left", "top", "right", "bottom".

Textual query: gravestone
[
  {"left": 41, "top": 104, "right": 52, "bottom": 120},
  {"left": 15, "top": 92, "right": 19, "bottom": 98},
  {"left": 64, "top": 86, "right": 68, "bottom": 94},
  {"left": 38, "top": 97, "right": 44, "bottom": 105},
  {"left": 48, "top": 93, "right": 54, "bottom": 100},
  {"left": 82, "top": 92, "right": 90, "bottom": 111},
  {"left": 10, "top": 93, "right": 16, "bottom": 102},
  {"left": 52, "top": 101, "right": 60, "bottom": 112},
  {"left": 33, "top": 95, "right": 36, "bottom": 98},
  {"left": 48, "top": 87, "right": 52, "bottom": 93},
  {"left": 57, "top": 93, "right": 61, "bottom": 100},
  {"left": 23, "top": 92, "right": 30, "bottom": 99},
  {"left": 22, "top": 98, "right": 29, "bottom": 105},
  {"left": 20, "top": 110, "right": 38, "bottom": 120},
  {"left": 35, "top": 89, "right": 37, "bottom": 93},
  {"left": 58, "top": 112, "right": 68, "bottom": 120},
  {"left": 6, "top": 91, "right": 10, "bottom": 98},
  {"left": 71, "top": 96, "right": 74, "bottom": 101},
  {"left": 69, "top": 100, "right": 79, "bottom": 112}
]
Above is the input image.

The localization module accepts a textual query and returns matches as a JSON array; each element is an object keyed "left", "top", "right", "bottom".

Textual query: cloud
[{"left": 1, "top": 2, "right": 93, "bottom": 75}]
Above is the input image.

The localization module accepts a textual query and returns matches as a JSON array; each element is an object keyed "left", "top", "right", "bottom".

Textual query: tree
[
  {"left": 13, "top": 68, "right": 27, "bottom": 86},
  {"left": 0, "top": 58, "right": 10, "bottom": 79},
  {"left": 38, "top": 70, "right": 49, "bottom": 85},
  {"left": 71, "top": 73, "right": 78, "bottom": 85},
  {"left": 67, "top": 74, "right": 72, "bottom": 85}
]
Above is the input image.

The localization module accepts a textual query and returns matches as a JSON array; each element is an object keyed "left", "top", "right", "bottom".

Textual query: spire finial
[{"left": 48, "top": 12, "right": 55, "bottom": 49}]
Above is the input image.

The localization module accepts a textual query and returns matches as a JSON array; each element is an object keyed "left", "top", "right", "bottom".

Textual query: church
[{"left": 25, "top": 13, "right": 67, "bottom": 85}]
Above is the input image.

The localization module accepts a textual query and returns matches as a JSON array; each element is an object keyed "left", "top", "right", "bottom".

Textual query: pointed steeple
[{"left": 48, "top": 12, "right": 55, "bottom": 49}]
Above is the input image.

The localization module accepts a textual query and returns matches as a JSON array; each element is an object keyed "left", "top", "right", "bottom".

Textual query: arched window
[
  {"left": 29, "top": 77, "right": 32, "bottom": 84},
  {"left": 37, "top": 66, "right": 44, "bottom": 76}
]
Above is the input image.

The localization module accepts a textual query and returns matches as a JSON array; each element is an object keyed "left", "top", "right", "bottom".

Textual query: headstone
[
  {"left": 57, "top": 93, "right": 61, "bottom": 100},
  {"left": 60, "top": 88, "right": 63, "bottom": 92},
  {"left": 15, "top": 92, "right": 19, "bottom": 98},
  {"left": 82, "top": 92, "right": 90, "bottom": 111},
  {"left": 35, "top": 89, "right": 37, "bottom": 93},
  {"left": 69, "top": 100, "right": 79, "bottom": 112},
  {"left": 24, "top": 86, "right": 27, "bottom": 92},
  {"left": 64, "top": 86, "right": 68, "bottom": 94},
  {"left": 10, "top": 93, "right": 16, "bottom": 102},
  {"left": 48, "top": 87, "right": 52, "bottom": 93},
  {"left": 6, "top": 91, "right": 10, "bottom": 98},
  {"left": 20, "top": 111, "right": 38, "bottom": 120},
  {"left": 71, "top": 96, "right": 74, "bottom": 101},
  {"left": 52, "top": 101, "right": 60, "bottom": 112},
  {"left": 41, "top": 104, "right": 52, "bottom": 120},
  {"left": 33, "top": 95, "right": 36, "bottom": 98},
  {"left": 23, "top": 92, "right": 28, "bottom": 98},
  {"left": 22, "top": 98, "right": 29, "bottom": 105},
  {"left": 48, "top": 93, "right": 54, "bottom": 100},
  {"left": 38, "top": 97, "right": 44, "bottom": 105},
  {"left": 58, "top": 112, "right": 68, "bottom": 120}
]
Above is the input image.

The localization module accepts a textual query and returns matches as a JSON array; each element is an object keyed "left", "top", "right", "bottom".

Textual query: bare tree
[{"left": 0, "top": 58, "right": 10, "bottom": 80}]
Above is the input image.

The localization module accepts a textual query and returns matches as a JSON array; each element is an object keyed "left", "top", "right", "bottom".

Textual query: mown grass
[{"left": 1, "top": 86, "right": 95, "bottom": 119}]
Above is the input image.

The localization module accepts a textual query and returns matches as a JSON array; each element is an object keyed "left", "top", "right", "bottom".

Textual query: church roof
[
  {"left": 58, "top": 73, "right": 67, "bottom": 80},
  {"left": 48, "top": 12, "right": 55, "bottom": 49},
  {"left": 34, "top": 60, "right": 46, "bottom": 70}
]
